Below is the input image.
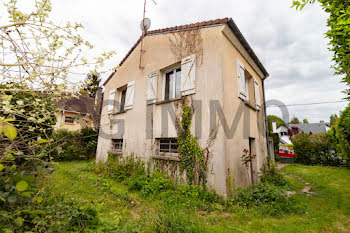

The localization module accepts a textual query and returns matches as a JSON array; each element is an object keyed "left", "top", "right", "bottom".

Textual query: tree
[
  {"left": 303, "top": 119, "right": 309, "bottom": 124},
  {"left": 289, "top": 116, "right": 301, "bottom": 124},
  {"left": 0, "top": 0, "right": 115, "bottom": 92},
  {"left": 292, "top": 0, "right": 350, "bottom": 98},
  {"left": 80, "top": 71, "right": 101, "bottom": 98},
  {"left": 288, "top": 126, "right": 304, "bottom": 137},
  {"left": 330, "top": 114, "right": 338, "bottom": 127},
  {"left": 267, "top": 115, "right": 287, "bottom": 132},
  {"left": 337, "top": 104, "right": 350, "bottom": 164},
  {"left": 0, "top": 0, "right": 115, "bottom": 219}
]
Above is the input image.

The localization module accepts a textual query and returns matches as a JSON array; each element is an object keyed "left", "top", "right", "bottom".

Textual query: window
[
  {"left": 107, "top": 81, "right": 135, "bottom": 114},
  {"left": 163, "top": 68, "right": 181, "bottom": 101},
  {"left": 64, "top": 116, "right": 74, "bottom": 124},
  {"left": 111, "top": 139, "right": 123, "bottom": 153},
  {"left": 237, "top": 59, "right": 261, "bottom": 110},
  {"left": 158, "top": 138, "right": 179, "bottom": 154},
  {"left": 119, "top": 89, "right": 127, "bottom": 112},
  {"left": 280, "top": 132, "right": 287, "bottom": 136}
]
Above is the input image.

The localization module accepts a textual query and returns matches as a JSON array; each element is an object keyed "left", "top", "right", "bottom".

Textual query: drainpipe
[{"left": 262, "top": 80, "right": 271, "bottom": 161}]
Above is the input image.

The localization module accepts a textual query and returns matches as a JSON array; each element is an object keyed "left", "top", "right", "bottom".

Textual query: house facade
[
  {"left": 54, "top": 95, "right": 99, "bottom": 131},
  {"left": 96, "top": 18, "right": 270, "bottom": 197}
]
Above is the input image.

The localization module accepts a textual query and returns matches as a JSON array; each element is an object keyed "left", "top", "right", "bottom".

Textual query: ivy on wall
[{"left": 177, "top": 104, "right": 207, "bottom": 186}]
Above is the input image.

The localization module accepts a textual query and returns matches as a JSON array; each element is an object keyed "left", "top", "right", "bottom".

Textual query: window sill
[
  {"left": 111, "top": 110, "right": 127, "bottom": 115},
  {"left": 156, "top": 97, "right": 182, "bottom": 105},
  {"left": 64, "top": 122, "right": 75, "bottom": 125},
  {"left": 151, "top": 155, "right": 180, "bottom": 161},
  {"left": 108, "top": 150, "right": 122, "bottom": 155},
  {"left": 245, "top": 101, "right": 258, "bottom": 111}
]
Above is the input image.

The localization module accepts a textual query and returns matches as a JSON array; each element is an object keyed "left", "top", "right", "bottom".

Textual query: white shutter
[
  {"left": 125, "top": 81, "right": 135, "bottom": 110},
  {"left": 181, "top": 54, "right": 196, "bottom": 96},
  {"left": 254, "top": 78, "right": 261, "bottom": 110},
  {"left": 147, "top": 71, "right": 158, "bottom": 103},
  {"left": 107, "top": 89, "right": 116, "bottom": 114},
  {"left": 237, "top": 60, "right": 246, "bottom": 98}
]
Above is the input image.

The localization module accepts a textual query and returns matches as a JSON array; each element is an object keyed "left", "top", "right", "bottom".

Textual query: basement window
[
  {"left": 64, "top": 116, "right": 74, "bottom": 124},
  {"left": 111, "top": 139, "right": 123, "bottom": 153},
  {"left": 158, "top": 138, "right": 179, "bottom": 154}
]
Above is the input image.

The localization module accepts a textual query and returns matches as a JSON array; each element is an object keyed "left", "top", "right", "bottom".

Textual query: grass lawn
[{"left": 41, "top": 161, "right": 350, "bottom": 232}]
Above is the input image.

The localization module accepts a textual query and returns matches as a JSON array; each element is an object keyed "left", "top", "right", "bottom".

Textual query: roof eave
[{"left": 227, "top": 18, "right": 269, "bottom": 79}]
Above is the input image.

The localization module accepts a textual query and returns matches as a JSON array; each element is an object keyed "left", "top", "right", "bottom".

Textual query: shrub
[
  {"left": 1, "top": 196, "right": 99, "bottom": 232},
  {"left": 231, "top": 182, "right": 305, "bottom": 215},
  {"left": 50, "top": 128, "right": 98, "bottom": 161},
  {"left": 291, "top": 133, "right": 344, "bottom": 166},
  {"left": 260, "top": 162, "right": 289, "bottom": 187},
  {"left": 337, "top": 105, "right": 350, "bottom": 165}
]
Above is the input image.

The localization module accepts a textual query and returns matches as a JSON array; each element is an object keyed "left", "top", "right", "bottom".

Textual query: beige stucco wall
[
  {"left": 96, "top": 24, "right": 268, "bottom": 197},
  {"left": 55, "top": 111, "right": 94, "bottom": 131}
]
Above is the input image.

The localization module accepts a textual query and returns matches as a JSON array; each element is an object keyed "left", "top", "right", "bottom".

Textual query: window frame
[
  {"left": 64, "top": 116, "right": 74, "bottom": 124},
  {"left": 157, "top": 138, "right": 179, "bottom": 156},
  {"left": 111, "top": 139, "right": 123, "bottom": 154},
  {"left": 162, "top": 67, "right": 181, "bottom": 101}
]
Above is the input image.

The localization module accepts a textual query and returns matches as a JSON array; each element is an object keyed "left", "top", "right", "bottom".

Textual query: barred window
[
  {"left": 158, "top": 138, "right": 179, "bottom": 154},
  {"left": 112, "top": 139, "right": 123, "bottom": 152}
]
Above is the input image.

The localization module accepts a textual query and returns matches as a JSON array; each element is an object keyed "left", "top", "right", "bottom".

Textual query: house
[
  {"left": 272, "top": 122, "right": 331, "bottom": 145},
  {"left": 54, "top": 95, "right": 100, "bottom": 131},
  {"left": 272, "top": 123, "right": 291, "bottom": 144},
  {"left": 289, "top": 123, "right": 330, "bottom": 134},
  {"left": 96, "top": 18, "right": 270, "bottom": 197}
]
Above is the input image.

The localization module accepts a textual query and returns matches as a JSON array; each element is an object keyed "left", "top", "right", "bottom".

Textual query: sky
[{"left": 2, "top": 0, "right": 349, "bottom": 123}]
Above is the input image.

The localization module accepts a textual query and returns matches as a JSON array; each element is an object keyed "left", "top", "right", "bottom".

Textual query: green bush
[
  {"left": 291, "top": 133, "right": 344, "bottom": 166},
  {"left": 97, "top": 155, "right": 223, "bottom": 211},
  {"left": 260, "top": 162, "right": 289, "bottom": 187},
  {"left": 337, "top": 104, "right": 350, "bottom": 165},
  {"left": 1, "top": 196, "right": 99, "bottom": 232},
  {"left": 231, "top": 182, "right": 305, "bottom": 215},
  {"left": 50, "top": 128, "right": 98, "bottom": 161}
]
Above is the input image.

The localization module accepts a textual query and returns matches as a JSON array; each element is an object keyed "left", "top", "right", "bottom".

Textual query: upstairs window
[
  {"left": 163, "top": 68, "right": 181, "bottom": 101},
  {"left": 158, "top": 138, "right": 179, "bottom": 154},
  {"left": 64, "top": 116, "right": 74, "bottom": 124},
  {"left": 119, "top": 88, "right": 127, "bottom": 113},
  {"left": 107, "top": 81, "right": 135, "bottom": 114}
]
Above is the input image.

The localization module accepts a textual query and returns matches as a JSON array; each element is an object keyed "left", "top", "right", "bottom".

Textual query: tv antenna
[{"left": 139, "top": 0, "right": 156, "bottom": 70}]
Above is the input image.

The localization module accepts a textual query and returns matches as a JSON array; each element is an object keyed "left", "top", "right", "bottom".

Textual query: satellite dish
[{"left": 140, "top": 18, "right": 151, "bottom": 32}]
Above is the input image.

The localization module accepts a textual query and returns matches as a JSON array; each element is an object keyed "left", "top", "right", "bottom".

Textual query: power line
[{"left": 268, "top": 100, "right": 348, "bottom": 107}]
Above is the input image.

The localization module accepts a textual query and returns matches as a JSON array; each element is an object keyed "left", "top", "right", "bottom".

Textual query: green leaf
[
  {"left": 0, "top": 164, "right": 4, "bottom": 171},
  {"left": 3, "top": 125, "right": 17, "bottom": 140},
  {"left": 15, "top": 181, "right": 28, "bottom": 192},
  {"left": 37, "top": 137, "right": 49, "bottom": 144}
]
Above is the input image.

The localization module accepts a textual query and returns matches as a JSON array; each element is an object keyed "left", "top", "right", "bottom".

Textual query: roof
[
  {"left": 55, "top": 95, "right": 100, "bottom": 126},
  {"left": 103, "top": 17, "right": 269, "bottom": 86},
  {"left": 288, "top": 123, "right": 330, "bottom": 134}
]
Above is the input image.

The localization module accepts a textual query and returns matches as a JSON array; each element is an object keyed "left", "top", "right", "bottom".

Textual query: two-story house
[{"left": 96, "top": 18, "right": 270, "bottom": 197}]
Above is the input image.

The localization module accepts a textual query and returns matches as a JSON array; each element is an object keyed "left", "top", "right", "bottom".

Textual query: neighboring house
[
  {"left": 54, "top": 95, "right": 100, "bottom": 131},
  {"left": 96, "top": 18, "right": 270, "bottom": 197},
  {"left": 273, "top": 122, "right": 331, "bottom": 145},
  {"left": 289, "top": 123, "right": 331, "bottom": 134},
  {"left": 272, "top": 123, "right": 291, "bottom": 145}
]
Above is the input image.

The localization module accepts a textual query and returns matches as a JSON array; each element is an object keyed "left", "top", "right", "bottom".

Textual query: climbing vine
[{"left": 177, "top": 104, "right": 207, "bottom": 186}]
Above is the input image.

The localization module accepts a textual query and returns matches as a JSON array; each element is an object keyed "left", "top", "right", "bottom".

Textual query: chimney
[
  {"left": 95, "top": 87, "right": 103, "bottom": 116},
  {"left": 272, "top": 122, "right": 277, "bottom": 133}
]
